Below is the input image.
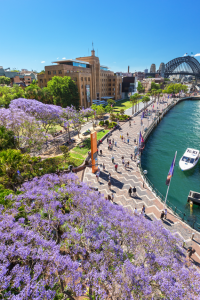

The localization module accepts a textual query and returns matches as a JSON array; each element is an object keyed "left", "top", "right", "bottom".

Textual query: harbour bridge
[{"left": 147, "top": 56, "right": 200, "bottom": 79}]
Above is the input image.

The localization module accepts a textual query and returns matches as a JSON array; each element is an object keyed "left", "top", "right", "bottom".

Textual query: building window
[
  {"left": 67, "top": 70, "right": 70, "bottom": 73},
  {"left": 108, "top": 79, "right": 111, "bottom": 82},
  {"left": 113, "top": 83, "right": 115, "bottom": 86},
  {"left": 108, "top": 84, "right": 111, "bottom": 86},
  {"left": 85, "top": 77, "right": 87, "bottom": 81},
  {"left": 82, "top": 92, "right": 84, "bottom": 95},
  {"left": 48, "top": 71, "right": 51, "bottom": 75},
  {"left": 113, "top": 79, "right": 115, "bottom": 81},
  {"left": 53, "top": 70, "right": 56, "bottom": 75},
  {"left": 88, "top": 77, "right": 90, "bottom": 81},
  {"left": 81, "top": 77, "right": 83, "bottom": 81},
  {"left": 108, "top": 88, "right": 111, "bottom": 91},
  {"left": 81, "top": 85, "right": 83, "bottom": 88},
  {"left": 59, "top": 70, "right": 62, "bottom": 74},
  {"left": 113, "top": 88, "right": 115, "bottom": 91}
]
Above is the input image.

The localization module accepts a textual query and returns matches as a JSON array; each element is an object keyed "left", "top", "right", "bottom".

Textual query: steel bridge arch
[{"left": 165, "top": 56, "right": 200, "bottom": 76}]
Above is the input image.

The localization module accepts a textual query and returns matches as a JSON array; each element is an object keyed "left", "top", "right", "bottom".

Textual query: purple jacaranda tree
[
  {"left": 2, "top": 173, "right": 200, "bottom": 299},
  {"left": 71, "top": 107, "right": 94, "bottom": 138},
  {"left": 9, "top": 98, "right": 63, "bottom": 134},
  {"left": 0, "top": 107, "right": 48, "bottom": 151}
]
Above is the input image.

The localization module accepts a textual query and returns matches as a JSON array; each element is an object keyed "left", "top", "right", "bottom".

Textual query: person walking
[
  {"left": 103, "top": 163, "right": 105, "bottom": 171},
  {"left": 127, "top": 132, "right": 129, "bottom": 138},
  {"left": 96, "top": 172, "right": 100, "bottom": 182},
  {"left": 187, "top": 247, "right": 196, "bottom": 261},
  {"left": 129, "top": 121, "right": 131, "bottom": 127},
  {"left": 128, "top": 187, "right": 132, "bottom": 197},
  {"left": 111, "top": 193, "right": 114, "bottom": 202},
  {"left": 124, "top": 162, "right": 127, "bottom": 169},
  {"left": 127, "top": 138, "right": 129, "bottom": 144},
  {"left": 131, "top": 154, "right": 133, "bottom": 160},
  {"left": 164, "top": 208, "right": 167, "bottom": 219},
  {"left": 137, "top": 158, "right": 140, "bottom": 167},
  {"left": 134, "top": 207, "right": 138, "bottom": 216},
  {"left": 112, "top": 138, "right": 114, "bottom": 144},
  {"left": 122, "top": 157, "right": 125, "bottom": 165},
  {"left": 132, "top": 186, "right": 136, "bottom": 197},
  {"left": 115, "top": 141, "right": 117, "bottom": 147},
  {"left": 112, "top": 156, "right": 114, "bottom": 163},
  {"left": 142, "top": 205, "right": 146, "bottom": 214},
  {"left": 108, "top": 180, "right": 111, "bottom": 190},
  {"left": 100, "top": 149, "right": 102, "bottom": 156},
  {"left": 127, "top": 161, "right": 129, "bottom": 167},
  {"left": 121, "top": 135, "right": 123, "bottom": 140},
  {"left": 108, "top": 195, "right": 111, "bottom": 201},
  {"left": 160, "top": 211, "right": 165, "bottom": 221},
  {"left": 115, "top": 163, "right": 118, "bottom": 172},
  {"left": 108, "top": 173, "right": 111, "bottom": 181}
]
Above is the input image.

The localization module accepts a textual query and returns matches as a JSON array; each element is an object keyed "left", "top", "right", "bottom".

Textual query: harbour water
[{"left": 141, "top": 100, "right": 200, "bottom": 223}]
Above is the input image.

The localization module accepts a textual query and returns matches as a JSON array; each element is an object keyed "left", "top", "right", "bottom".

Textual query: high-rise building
[
  {"left": 150, "top": 64, "right": 156, "bottom": 73},
  {"left": 144, "top": 69, "right": 148, "bottom": 73},
  {"left": 38, "top": 49, "right": 122, "bottom": 108},
  {"left": 159, "top": 63, "right": 165, "bottom": 73}
]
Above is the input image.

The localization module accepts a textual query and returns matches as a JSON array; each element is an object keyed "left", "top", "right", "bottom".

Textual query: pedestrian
[
  {"left": 103, "top": 163, "right": 105, "bottom": 171},
  {"left": 112, "top": 156, "right": 114, "bottom": 163},
  {"left": 108, "top": 180, "right": 111, "bottom": 190},
  {"left": 160, "top": 211, "right": 165, "bottom": 221},
  {"left": 111, "top": 193, "right": 114, "bottom": 202},
  {"left": 137, "top": 159, "right": 140, "bottom": 167},
  {"left": 164, "top": 208, "right": 167, "bottom": 219},
  {"left": 132, "top": 186, "right": 136, "bottom": 197},
  {"left": 115, "top": 163, "right": 118, "bottom": 172},
  {"left": 97, "top": 149, "right": 98, "bottom": 155},
  {"left": 142, "top": 205, "right": 146, "bottom": 214},
  {"left": 134, "top": 207, "right": 138, "bottom": 216},
  {"left": 115, "top": 141, "right": 117, "bottom": 147},
  {"left": 96, "top": 172, "right": 100, "bottom": 182},
  {"left": 108, "top": 195, "right": 111, "bottom": 201},
  {"left": 127, "top": 132, "right": 129, "bottom": 138},
  {"left": 108, "top": 173, "right": 111, "bottom": 180},
  {"left": 128, "top": 187, "right": 132, "bottom": 197},
  {"left": 129, "top": 121, "right": 131, "bottom": 127},
  {"left": 100, "top": 149, "right": 102, "bottom": 156},
  {"left": 127, "top": 138, "right": 129, "bottom": 144},
  {"left": 131, "top": 154, "right": 133, "bottom": 160},
  {"left": 112, "top": 138, "right": 114, "bottom": 144},
  {"left": 124, "top": 162, "right": 127, "bottom": 169},
  {"left": 127, "top": 161, "right": 129, "bottom": 167},
  {"left": 187, "top": 247, "right": 195, "bottom": 260},
  {"left": 121, "top": 135, "right": 123, "bottom": 140}
]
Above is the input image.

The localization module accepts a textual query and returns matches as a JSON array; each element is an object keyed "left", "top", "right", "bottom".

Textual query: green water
[{"left": 141, "top": 100, "right": 200, "bottom": 224}]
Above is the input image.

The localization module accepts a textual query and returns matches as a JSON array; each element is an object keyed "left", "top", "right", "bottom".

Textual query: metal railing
[{"left": 139, "top": 98, "right": 200, "bottom": 232}]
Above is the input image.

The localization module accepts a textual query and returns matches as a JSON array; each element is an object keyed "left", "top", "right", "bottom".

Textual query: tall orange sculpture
[{"left": 91, "top": 132, "right": 98, "bottom": 173}]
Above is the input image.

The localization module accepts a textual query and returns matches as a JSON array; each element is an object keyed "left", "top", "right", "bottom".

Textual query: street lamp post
[{"left": 143, "top": 170, "right": 148, "bottom": 187}]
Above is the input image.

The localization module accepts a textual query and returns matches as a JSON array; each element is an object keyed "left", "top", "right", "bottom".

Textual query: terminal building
[{"left": 38, "top": 49, "right": 122, "bottom": 108}]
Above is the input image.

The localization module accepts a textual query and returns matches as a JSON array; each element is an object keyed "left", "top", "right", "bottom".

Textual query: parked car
[{"left": 82, "top": 129, "right": 91, "bottom": 136}]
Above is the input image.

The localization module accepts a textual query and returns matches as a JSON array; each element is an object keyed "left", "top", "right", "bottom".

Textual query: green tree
[
  {"left": 151, "top": 82, "right": 160, "bottom": 90},
  {"left": 0, "top": 126, "right": 15, "bottom": 151},
  {"left": 96, "top": 105, "right": 105, "bottom": 118},
  {"left": 47, "top": 76, "right": 79, "bottom": 108},
  {"left": 60, "top": 145, "right": 70, "bottom": 164},
  {"left": 105, "top": 105, "right": 113, "bottom": 113},
  {"left": 120, "top": 109, "right": 125, "bottom": 115},
  {"left": 0, "top": 85, "right": 25, "bottom": 108},
  {"left": 137, "top": 81, "right": 144, "bottom": 93},
  {"left": 0, "top": 149, "right": 31, "bottom": 189},
  {"left": 0, "top": 76, "right": 11, "bottom": 85},
  {"left": 107, "top": 99, "right": 115, "bottom": 106},
  {"left": 142, "top": 96, "right": 150, "bottom": 109}
]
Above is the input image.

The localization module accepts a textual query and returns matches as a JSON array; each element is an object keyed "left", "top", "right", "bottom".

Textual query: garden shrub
[{"left": 99, "top": 120, "right": 104, "bottom": 126}]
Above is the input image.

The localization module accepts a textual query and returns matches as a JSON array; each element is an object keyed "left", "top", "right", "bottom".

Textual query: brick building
[{"left": 38, "top": 50, "right": 122, "bottom": 108}]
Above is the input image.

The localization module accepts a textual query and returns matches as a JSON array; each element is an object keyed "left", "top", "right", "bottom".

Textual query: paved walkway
[{"left": 83, "top": 98, "right": 200, "bottom": 266}]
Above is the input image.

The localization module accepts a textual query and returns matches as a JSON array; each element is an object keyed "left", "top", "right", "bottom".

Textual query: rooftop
[{"left": 52, "top": 59, "right": 90, "bottom": 65}]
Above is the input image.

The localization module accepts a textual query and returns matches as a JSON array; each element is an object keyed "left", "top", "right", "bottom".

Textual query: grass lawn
[
  {"left": 114, "top": 99, "right": 143, "bottom": 112},
  {"left": 71, "top": 129, "right": 109, "bottom": 159}
]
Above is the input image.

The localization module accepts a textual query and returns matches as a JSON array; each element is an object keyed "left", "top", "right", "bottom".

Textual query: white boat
[{"left": 179, "top": 148, "right": 199, "bottom": 171}]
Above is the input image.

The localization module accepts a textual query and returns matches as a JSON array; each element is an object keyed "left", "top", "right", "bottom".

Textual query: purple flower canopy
[{"left": 1, "top": 173, "right": 200, "bottom": 299}]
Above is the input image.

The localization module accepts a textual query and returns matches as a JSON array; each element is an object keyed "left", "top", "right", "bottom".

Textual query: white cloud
[
  {"left": 62, "top": 57, "right": 66, "bottom": 59},
  {"left": 57, "top": 57, "right": 59, "bottom": 59},
  {"left": 41, "top": 61, "right": 45, "bottom": 63},
  {"left": 194, "top": 53, "right": 200, "bottom": 57},
  {"left": 183, "top": 53, "right": 187, "bottom": 56}
]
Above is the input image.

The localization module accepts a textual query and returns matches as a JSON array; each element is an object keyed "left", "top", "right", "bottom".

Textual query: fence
[{"left": 138, "top": 97, "right": 200, "bottom": 232}]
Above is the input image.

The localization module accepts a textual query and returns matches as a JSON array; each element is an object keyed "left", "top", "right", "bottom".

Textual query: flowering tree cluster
[{"left": 1, "top": 173, "right": 200, "bottom": 299}]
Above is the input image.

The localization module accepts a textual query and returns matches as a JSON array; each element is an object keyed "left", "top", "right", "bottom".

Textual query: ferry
[{"left": 179, "top": 148, "right": 199, "bottom": 171}]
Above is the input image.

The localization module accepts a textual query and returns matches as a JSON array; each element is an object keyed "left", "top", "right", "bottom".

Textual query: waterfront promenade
[{"left": 83, "top": 98, "right": 200, "bottom": 266}]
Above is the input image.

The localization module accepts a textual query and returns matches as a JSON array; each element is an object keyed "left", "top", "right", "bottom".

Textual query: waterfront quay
[{"left": 83, "top": 97, "right": 200, "bottom": 266}]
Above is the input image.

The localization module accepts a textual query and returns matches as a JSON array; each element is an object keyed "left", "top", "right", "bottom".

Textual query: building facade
[
  {"left": 150, "top": 64, "right": 156, "bottom": 73},
  {"left": 38, "top": 50, "right": 122, "bottom": 108},
  {"left": 0, "top": 67, "right": 36, "bottom": 86}
]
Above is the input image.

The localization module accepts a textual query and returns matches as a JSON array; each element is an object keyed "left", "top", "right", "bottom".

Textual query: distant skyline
[{"left": 1, "top": 0, "right": 200, "bottom": 73}]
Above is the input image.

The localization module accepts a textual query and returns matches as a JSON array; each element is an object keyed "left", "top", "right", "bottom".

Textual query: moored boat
[{"left": 179, "top": 148, "right": 199, "bottom": 171}]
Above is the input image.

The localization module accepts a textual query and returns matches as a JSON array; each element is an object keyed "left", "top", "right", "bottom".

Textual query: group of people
[
  {"left": 134, "top": 205, "right": 146, "bottom": 216},
  {"left": 160, "top": 208, "right": 168, "bottom": 220},
  {"left": 120, "top": 132, "right": 130, "bottom": 144},
  {"left": 128, "top": 186, "right": 137, "bottom": 197}
]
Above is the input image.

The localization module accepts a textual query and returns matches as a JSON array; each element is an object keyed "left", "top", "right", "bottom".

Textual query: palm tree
[{"left": 130, "top": 95, "right": 137, "bottom": 114}]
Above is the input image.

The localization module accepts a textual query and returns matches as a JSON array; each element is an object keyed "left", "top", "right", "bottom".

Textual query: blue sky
[{"left": 1, "top": 0, "right": 200, "bottom": 73}]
